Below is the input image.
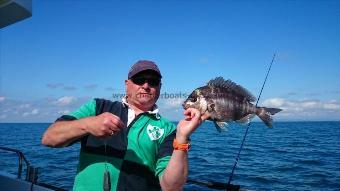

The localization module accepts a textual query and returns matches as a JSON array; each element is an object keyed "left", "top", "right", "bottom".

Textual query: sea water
[{"left": 0, "top": 122, "right": 339, "bottom": 191}]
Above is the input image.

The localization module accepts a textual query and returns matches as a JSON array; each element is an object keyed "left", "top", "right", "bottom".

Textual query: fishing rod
[{"left": 227, "top": 54, "right": 277, "bottom": 186}]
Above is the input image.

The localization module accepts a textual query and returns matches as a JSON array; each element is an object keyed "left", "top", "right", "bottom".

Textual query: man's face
[{"left": 125, "top": 71, "right": 161, "bottom": 110}]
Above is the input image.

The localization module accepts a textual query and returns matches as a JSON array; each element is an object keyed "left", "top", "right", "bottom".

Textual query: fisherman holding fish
[{"left": 42, "top": 60, "right": 209, "bottom": 191}]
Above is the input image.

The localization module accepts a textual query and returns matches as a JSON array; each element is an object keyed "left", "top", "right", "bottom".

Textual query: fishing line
[
  {"left": 103, "top": 139, "right": 111, "bottom": 191},
  {"left": 227, "top": 54, "right": 276, "bottom": 186}
]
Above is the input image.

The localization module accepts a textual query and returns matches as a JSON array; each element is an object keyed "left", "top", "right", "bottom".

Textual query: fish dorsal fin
[
  {"left": 207, "top": 77, "right": 256, "bottom": 102},
  {"left": 213, "top": 121, "right": 229, "bottom": 132}
]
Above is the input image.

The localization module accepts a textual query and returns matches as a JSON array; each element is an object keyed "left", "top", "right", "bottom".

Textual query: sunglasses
[{"left": 131, "top": 77, "right": 161, "bottom": 87}]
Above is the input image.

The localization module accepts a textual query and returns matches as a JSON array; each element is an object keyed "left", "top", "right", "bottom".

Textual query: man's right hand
[
  {"left": 81, "top": 112, "right": 125, "bottom": 138},
  {"left": 42, "top": 112, "right": 125, "bottom": 147}
]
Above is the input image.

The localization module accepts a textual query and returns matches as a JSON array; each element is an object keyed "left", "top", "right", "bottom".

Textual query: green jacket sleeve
[{"left": 69, "top": 99, "right": 96, "bottom": 119}]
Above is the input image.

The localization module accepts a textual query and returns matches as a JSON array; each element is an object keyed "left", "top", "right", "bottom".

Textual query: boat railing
[{"left": 0, "top": 146, "right": 38, "bottom": 183}]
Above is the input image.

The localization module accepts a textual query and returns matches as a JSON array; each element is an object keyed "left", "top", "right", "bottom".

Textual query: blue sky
[{"left": 0, "top": 0, "right": 339, "bottom": 122}]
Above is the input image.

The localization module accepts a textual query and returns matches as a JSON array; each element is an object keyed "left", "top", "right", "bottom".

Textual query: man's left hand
[{"left": 176, "top": 108, "right": 209, "bottom": 143}]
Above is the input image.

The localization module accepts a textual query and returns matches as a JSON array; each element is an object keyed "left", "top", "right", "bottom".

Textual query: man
[{"left": 42, "top": 60, "right": 207, "bottom": 191}]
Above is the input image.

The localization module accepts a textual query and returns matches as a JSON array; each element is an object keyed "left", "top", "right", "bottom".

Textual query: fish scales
[
  {"left": 209, "top": 86, "right": 254, "bottom": 121},
  {"left": 183, "top": 77, "right": 282, "bottom": 131}
]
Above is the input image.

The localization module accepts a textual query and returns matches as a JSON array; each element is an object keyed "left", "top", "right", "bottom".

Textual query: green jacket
[{"left": 57, "top": 99, "right": 176, "bottom": 191}]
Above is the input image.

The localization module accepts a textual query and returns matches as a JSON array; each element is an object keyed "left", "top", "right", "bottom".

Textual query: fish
[{"left": 182, "top": 77, "right": 282, "bottom": 132}]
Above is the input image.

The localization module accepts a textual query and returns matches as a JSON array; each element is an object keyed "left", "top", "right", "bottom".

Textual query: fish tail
[{"left": 256, "top": 107, "right": 282, "bottom": 128}]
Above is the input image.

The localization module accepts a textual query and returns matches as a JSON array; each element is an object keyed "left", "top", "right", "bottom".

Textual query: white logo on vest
[{"left": 147, "top": 124, "right": 164, "bottom": 141}]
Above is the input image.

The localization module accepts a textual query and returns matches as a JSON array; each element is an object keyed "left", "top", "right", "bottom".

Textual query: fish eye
[
  {"left": 187, "top": 91, "right": 198, "bottom": 102},
  {"left": 189, "top": 96, "right": 197, "bottom": 102}
]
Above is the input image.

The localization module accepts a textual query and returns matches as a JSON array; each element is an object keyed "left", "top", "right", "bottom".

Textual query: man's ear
[{"left": 125, "top": 79, "right": 129, "bottom": 92}]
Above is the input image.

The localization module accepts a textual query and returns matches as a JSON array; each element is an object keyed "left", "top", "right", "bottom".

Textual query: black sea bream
[{"left": 183, "top": 77, "right": 282, "bottom": 131}]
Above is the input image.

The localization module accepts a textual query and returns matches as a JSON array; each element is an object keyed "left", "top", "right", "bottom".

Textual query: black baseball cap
[{"left": 128, "top": 60, "right": 162, "bottom": 79}]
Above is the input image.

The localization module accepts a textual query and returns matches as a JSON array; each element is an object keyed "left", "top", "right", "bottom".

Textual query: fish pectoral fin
[
  {"left": 236, "top": 114, "right": 255, "bottom": 125},
  {"left": 214, "top": 121, "right": 229, "bottom": 132}
]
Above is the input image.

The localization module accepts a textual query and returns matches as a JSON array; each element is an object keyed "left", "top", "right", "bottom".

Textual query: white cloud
[
  {"left": 263, "top": 98, "right": 340, "bottom": 111},
  {"left": 2, "top": 96, "right": 76, "bottom": 120},
  {"left": 161, "top": 97, "right": 186, "bottom": 109},
  {"left": 2, "top": 109, "right": 11, "bottom": 113},
  {"left": 323, "top": 103, "right": 340, "bottom": 110},
  {"left": 1, "top": 95, "right": 339, "bottom": 122},
  {"left": 0, "top": 96, "right": 91, "bottom": 122},
  {"left": 58, "top": 110, "right": 71, "bottom": 115},
  {"left": 22, "top": 108, "right": 39, "bottom": 117},
  {"left": 262, "top": 98, "right": 340, "bottom": 120},
  {"left": 31, "top": 109, "right": 39, "bottom": 115},
  {"left": 323, "top": 100, "right": 340, "bottom": 110},
  {"left": 156, "top": 97, "right": 187, "bottom": 121},
  {"left": 22, "top": 112, "right": 30, "bottom": 117},
  {"left": 19, "top": 104, "right": 31, "bottom": 108},
  {"left": 262, "top": 98, "right": 285, "bottom": 107},
  {"left": 55, "top": 96, "right": 77, "bottom": 106},
  {"left": 0, "top": 96, "right": 5, "bottom": 102}
]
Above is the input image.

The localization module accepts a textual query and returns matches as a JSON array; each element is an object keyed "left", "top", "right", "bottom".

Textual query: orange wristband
[{"left": 173, "top": 139, "right": 191, "bottom": 151}]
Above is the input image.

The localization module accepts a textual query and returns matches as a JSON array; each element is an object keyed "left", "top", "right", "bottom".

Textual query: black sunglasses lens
[
  {"left": 132, "top": 77, "right": 160, "bottom": 87},
  {"left": 148, "top": 78, "right": 160, "bottom": 86},
  {"left": 132, "top": 78, "right": 145, "bottom": 85}
]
